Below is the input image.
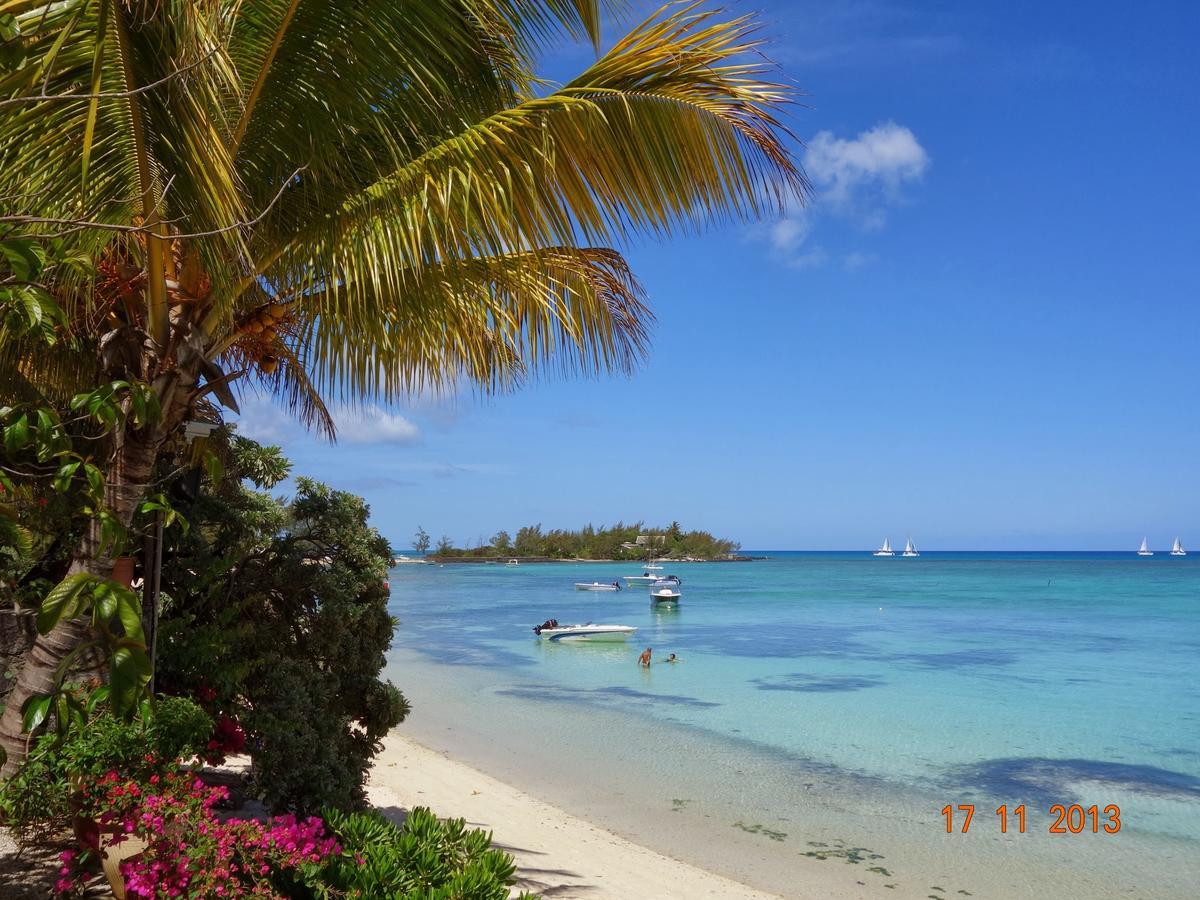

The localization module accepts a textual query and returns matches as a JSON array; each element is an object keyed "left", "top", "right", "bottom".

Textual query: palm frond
[{"left": 276, "top": 246, "right": 650, "bottom": 403}]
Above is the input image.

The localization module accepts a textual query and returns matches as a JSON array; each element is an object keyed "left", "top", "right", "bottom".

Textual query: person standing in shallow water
[{"left": 638, "top": 647, "right": 652, "bottom": 667}]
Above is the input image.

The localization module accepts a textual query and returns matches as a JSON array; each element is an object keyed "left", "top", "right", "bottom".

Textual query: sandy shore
[{"left": 367, "top": 732, "right": 786, "bottom": 899}]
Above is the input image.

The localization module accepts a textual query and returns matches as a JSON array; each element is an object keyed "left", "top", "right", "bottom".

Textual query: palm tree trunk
[{"left": 0, "top": 428, "right": 160, "bottom": 779}]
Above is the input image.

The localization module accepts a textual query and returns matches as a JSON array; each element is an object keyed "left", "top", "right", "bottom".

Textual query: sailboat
[
  {"left": 902, "top": 537, "right": 920, "bottom": 558},
  {"left": 645, "top": 542, "right": 662, "bottom": 570},
  {"left": 1170, "top": 537, "right": 1186, "bottom": 557},
  {"left": 1136, "top": 537, "right": 1153, "bottom": 557},
  {"left": 873, "top": 538, "right": 895, "bottom": 557}
]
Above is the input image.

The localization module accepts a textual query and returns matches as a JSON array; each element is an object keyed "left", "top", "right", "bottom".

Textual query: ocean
[{"left": 383, "top": 552, "right": 1200, "bottom": 898}]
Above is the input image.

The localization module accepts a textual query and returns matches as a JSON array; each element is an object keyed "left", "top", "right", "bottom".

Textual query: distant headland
[{"left": 399, "top": 522, "right": 754, "bottom": 563}]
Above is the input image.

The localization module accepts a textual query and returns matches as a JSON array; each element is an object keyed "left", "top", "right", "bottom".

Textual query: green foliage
[
  {"left": 438, "top": 520, "right": 738, "bottom": 560},
  {"left": 0, "top": 235, "right": 72, "bottom": 345},
  {"left": 413, "top": 526, "right": 431, "bottom": 556},
  {"left": 158, "top": 435, "right": 408, "bottom": 814},
  {"left": 0, "top": 695, "right": 211, "bottom": 841},
  {"left": 1, "top": 381, "right": 169, "bottom": 725},
  {"left": 297, "top": 806, "right": 532, "bottom": 900}
]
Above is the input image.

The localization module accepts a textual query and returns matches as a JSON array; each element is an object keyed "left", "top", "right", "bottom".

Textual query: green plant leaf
[
  {"left": 21, "top": 694, "right": 53, "bottom": 732},
  {"left": 37, "top": 573, "right": 95, "bottom": 633}
]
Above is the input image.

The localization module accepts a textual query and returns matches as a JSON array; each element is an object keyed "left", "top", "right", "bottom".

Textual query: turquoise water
[{"left": 385, "top": 553, "right": 1200, "bottom": 896}]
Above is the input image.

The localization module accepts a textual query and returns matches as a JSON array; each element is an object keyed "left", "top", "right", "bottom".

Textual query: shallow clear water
[{"left": 384, "top": 553, "right": 1200, "bottom": 896}]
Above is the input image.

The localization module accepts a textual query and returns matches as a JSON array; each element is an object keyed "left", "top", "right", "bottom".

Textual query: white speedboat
[
  {"left": 534, "top": 623, "right": 637, "bottom": 642},
  {"left": 574, "top": 581, "right": 623, "bottom": 592},
  {"left": 1170, "top": 537, "right": 1186, "bottom": 557},
  {"left": 874, "top": 538, "right": 895, "bottom": 557},
  {"left": 392, "top": 555, "right": 427, "bottom": 565},
  {"left": 505, "top": 559, "right": 519, "bottom": 567},
  {"left": 650, "top": 579, "right": 681, "bottom": 601},
  {"left": 1137, "top": 537, "right": 1153, "bottom": 557},
  {"left": 623, "top": 573, "right": 660, "bottom": 585},
  {"left": 902, "top": 537, "right": 919, "bottom": 557}
]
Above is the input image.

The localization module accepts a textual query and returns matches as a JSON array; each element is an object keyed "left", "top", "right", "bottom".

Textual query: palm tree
[{"left": 0, "top": 0, "right": 805, "bottom": 773}]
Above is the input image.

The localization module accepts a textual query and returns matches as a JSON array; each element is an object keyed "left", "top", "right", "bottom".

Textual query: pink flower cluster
[{"left": 56, "top": 771, "right": 341, "bottom": 898}]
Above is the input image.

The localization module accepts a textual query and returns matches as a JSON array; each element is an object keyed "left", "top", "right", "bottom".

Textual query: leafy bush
[
  {"left": 297, "top": 806, "right": 534, "bottom": 899},
  {"left": 0, "top": 696, "right": 211, "bottom": 841},
  {"left": 158, "top": 438, "right": 409, "bottom": 813}
]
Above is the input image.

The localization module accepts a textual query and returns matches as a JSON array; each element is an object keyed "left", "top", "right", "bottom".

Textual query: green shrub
[
  {"left": 158, "top": 444, "right": 410, "bottom": 814},
  {"left": 294, "top": 806, "right": 535, "bottom": 899},
  {"left": 0, "top": 695, "right": 211, "bottom": 841}
]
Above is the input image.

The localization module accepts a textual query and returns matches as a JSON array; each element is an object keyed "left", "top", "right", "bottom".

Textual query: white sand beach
[{"left": 367, "top": 732, "right": 799, "bottom": 899}]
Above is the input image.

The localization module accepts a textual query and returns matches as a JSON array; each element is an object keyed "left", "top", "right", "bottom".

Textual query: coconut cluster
[{"left": 239, "top": 303, "right": 289, "bottom": 374}]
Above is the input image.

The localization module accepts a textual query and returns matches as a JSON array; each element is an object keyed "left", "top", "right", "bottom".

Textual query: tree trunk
[{"left": 0, "top": 427, "right": 161, "bottom": 778}]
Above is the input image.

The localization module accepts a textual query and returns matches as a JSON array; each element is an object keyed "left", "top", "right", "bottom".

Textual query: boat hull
[
  {"left": 575, "top": 583, "right": 621, "bottom": 591},
  {"left": 540, "top": 626, "right": 636, "bottom": 642}
]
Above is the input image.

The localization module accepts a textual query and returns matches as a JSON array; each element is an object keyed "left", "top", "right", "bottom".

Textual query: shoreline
[
  {"left": 367, "top": 732, "right": 788, "bottom": 899},
  {"left": 411, "top": 556, "right": 763, "bottom": 564}
]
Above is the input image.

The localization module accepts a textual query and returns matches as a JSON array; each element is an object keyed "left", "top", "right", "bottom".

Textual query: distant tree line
[{"left": 415, "top": 521, "right": 739, "bottom": 560}]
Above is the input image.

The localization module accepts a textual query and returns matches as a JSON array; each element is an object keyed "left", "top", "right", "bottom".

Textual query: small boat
[
  {"left": 902, "top": 537, "right": 919, "bottom": 558},
  {"left": 533, "top": 622, "right": 637, "bottom": 642},
  {"left": 574, "top": 581, "right": 623, "bottom": 592},
  {"left": 652, "top": 575, "right": 681, "bottom": 585},
  {"left": 505, "top": 559, "right": 519, "bottom": 567},
  {"left": 873, "top": 538, "right": 895, "bottom": 557},
  {"left": 623, "top": 573, "right": 660, "bottom": 584},
  {"left": 650, "top": 583, "right": 681, "bottom": 602},
  {"left": 392, "top": 555, "right": 427, "bottom": 565},
  {"left": 1136, "top": 537, "right": 1153, "bottom": 557},
  {"left": 1170, "top": 537, "right": 1186, "bottom": 557}
]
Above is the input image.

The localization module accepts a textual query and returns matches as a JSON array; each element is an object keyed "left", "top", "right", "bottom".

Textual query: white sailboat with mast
[
  {"left": 902, "top": 537, "right": 920, "bottom": 557},
  {"left": 1136, "top": 537, "right": 1153, "bottom": 557},
  {"left": 1170, "top": 537, "right": 1186, "bottom": 557},
  {"left": 873, "top": 538, "right": 895, "bottom": 557}
]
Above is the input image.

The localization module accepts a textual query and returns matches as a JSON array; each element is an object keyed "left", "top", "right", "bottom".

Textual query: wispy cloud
[
  {"left": 756, "top": 121, "right": 929, "bottom": 269},
  {"left": 334, "top": 405, "right": 421, "bottom": 445},
  {"left": 773, "top": 0, "right": 964, "bottom": 69}
]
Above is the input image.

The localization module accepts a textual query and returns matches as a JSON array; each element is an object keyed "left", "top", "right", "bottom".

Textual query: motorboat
[
  {"left": 392, "top": 555, "right": 427, "bottom": 565},
  {"left": 622, "top": 573, "right": 660, "bottom": 585},
  {"left": 650, "top": 584, "right": 681, "bottom": 602},
  {"left": 1170, "top": 537, "right": 1186, "bottom": 557},
  {"left": 873, "top": 538, "right": 894, "bottom": 557},
  {"left": 1137, "top": 537, "right": 1153, "bottom": 557},
  {"left": 505, "top": 559, "right": 519, "bottom": 567},
  {"left": 533, "top": 621, "right": 637, "bottom": 642},
  {"left": 652, "top": 575, "right": 681, "bottom": 585},
  {"left": 574, "top": 581, "right": 623, "bottom": 592},
  {"left": 902, "top": 537, "right": 919, "bottom": 558}
]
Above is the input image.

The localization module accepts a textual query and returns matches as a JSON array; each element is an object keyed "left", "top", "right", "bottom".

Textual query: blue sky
[{"left": 237, "top": 0, "right": 1200, "bottom": 550}]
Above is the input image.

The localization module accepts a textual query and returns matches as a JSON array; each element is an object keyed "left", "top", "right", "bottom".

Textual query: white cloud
[
  {"left": 231, "top": 394, "right": 294, "bottom": 444},
  {"left": 843, "top": 251, "right": 878, "bottom": 271},
  {"left": 787, "top": 247, "right": 829, "bottom": 270},
  {"left": 334, "top": 405, "right": 421, "bottom": 445},
  {"left": 754, "top": 122, "right": 928, "bottom": 269},
  {"left": 806, "top": 122, "right": 929, "bottom": 221},
  {"left": 769, "top": 214, "right": 812, "bottom": 253}
]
